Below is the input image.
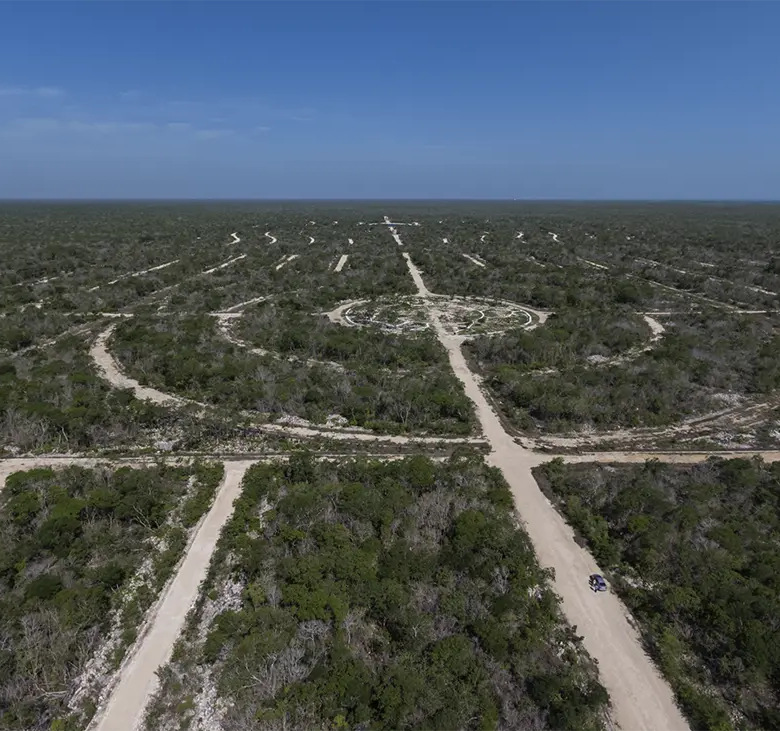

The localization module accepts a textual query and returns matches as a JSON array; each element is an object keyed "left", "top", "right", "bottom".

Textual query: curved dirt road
[
  {"left": 88, "top": 461, "right": 253, "bottom": 731},
  {"left": 395, "top": 230, "right": 688, "bottom": 731},
  {"left": 89, "top": 325, "right": 485, "bottom": 448}
]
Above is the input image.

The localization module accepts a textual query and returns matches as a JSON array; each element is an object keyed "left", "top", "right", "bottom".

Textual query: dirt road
[
  {"left": 89, "top": 461, "right": 253, "bottom": 731},
  {"left": 202, "top": 254, "right": 247, "bottom": 275},
  {"left": 89, "top": 323, "right": 484, "bottom": 447},
  {"left": 395, "top": 232, "right": 689, "bottom": 731},
  {"left": 462, "top": 253, "right": 486, "bottom": 268},
  {"left": 91, "top": 326, "right": 186, "bottom": 406}
]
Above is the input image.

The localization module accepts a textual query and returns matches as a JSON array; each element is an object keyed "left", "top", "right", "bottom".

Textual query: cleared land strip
[
  {"left": 391, "top": 220, "right": 689, "bottom": 731},
  {"left": 264, "top": 231, "right": 277, "bottom": 244},
  {"left": 578, "top": 256, "right": 609, "bottom": 271},
  {"left": 275, "top": 254, "right": 298, "bottom": 270},
  {"left": 562, "top": 450, "right": 780, "bottom": 464},
  {"left": 88, "top": 461, "right": 253, "bottom": 731},
  {"left": 462, "top": 253, "right": 486, "bottom": 268},
  {"left": 334, "top": 254, "right": 349, "bottom": 272},
  {"left": 91, "top": 325, "right": 186, "bottom": 406},
  {"left": 228, "top": 232, "right": 240, "bottom": 245},
  {"left": 638, "top": 257, "right": 777, "bottom": 297},
  {"left": 87, "top": 259, "right": 180, "bottom": 292},
  {"left": 202, "top": 254, "right": 247, "bottom": 275}
]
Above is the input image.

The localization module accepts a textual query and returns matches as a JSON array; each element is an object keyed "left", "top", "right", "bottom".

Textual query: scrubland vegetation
[
  {"left": 0, "top": 461, "right": 224, "bottom": 730},
  {"left": 111, "top": 308, "right": 476, "bottom": 435},
  {"left": 2, "top": 201, "right": 780, "bottom": 449},
  {"left": 469, "top": 309, "right": 780, "bottom": 434},
  {"left": 535, "top": 457, "right": 780, "bottom": 731},
  {"left": 3, "top": 202, "right": 780, "bottom": 729},
  {"left": 145, "top": 454, "right": 608, "bottom": 731}
]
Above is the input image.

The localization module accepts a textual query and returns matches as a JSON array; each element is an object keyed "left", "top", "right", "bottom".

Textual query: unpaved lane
[
  {"left": 202, "top": 254, "right": 247, "bottom": 275},
  {"left": 462, "top": 253, "right": 486, "bottom": 268},
  {"left": 105, "top": 259, "right": 180, "bottom": 287},
  {"left": 563, "top": 450, "right": 780, "bottom": 464},
  {"left": 394, "top": 230, "right": 689, "bottom": 731},
  {"left": 334, "top": 254, "right": 349, "bottom": 272},
  {"left": 90, "top": 323, "right": 484, "bottom": 447},
  {"left": 578, "top": 257, "right": 609, "bottom": 271},
  {"left": 264, "top": 232, "right": 277, "bottom": 244},
  {"left": 91, "top": 326, "right": 186, "bottom": 406},
  {"left": 275, "top": 254, "right": 298, "bottom": 271},
  {"left": 89, "top": 461, "right": 253, "bottom": 731}
]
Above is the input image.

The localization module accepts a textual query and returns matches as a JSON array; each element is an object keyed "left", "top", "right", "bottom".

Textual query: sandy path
[
  {"left": 91, "top": 326, "right": 186, "bottom": 406},
  {"left": 221, "top": 295, "right": 269, "bottom": 313},
  {"left": 549, "top": 232, "right": 561, "bottom": 243},
  {"left": 334, "top": 254, "right": 349, "bottom": 273},
  {"left": 638, "top": 258, "right": 777, "bottom": 297},
  {"left": 401, "top": 253, "right": 432, "bottom": 297},
  {"left": 308, "top": 236, "right": 315, "bottom": 245},
  {"left": 393, "top": 228, "right": 689, "bottom": 731},
  {"left": 442, "top": 237, "right": 449, "bottom": 244},
  {"left": 480, "top": 234, "right": 486, "bottom": 243},
  {"left": 628, "top": 274, "right": 746, "bottom": 313},
  {"left": 89, "top": 461, "right": 253, "bottom": 731},
  {"left": 516, "top": 232, "right": 524, "bottom": 240},
  {"left": 348, "top": 238, "right": 354, "bottom": 245},
  {"left": 215, "top": 315, "right": 344, "bottom": 372},
  {"left": 462, "top": 253, "right": 486, "bottom": 268},
  {"left": 529, "top": 315, "right": 665, "bottom": 377},
  {"left": 90, "top": 322, "right": 484, "bottom": 447},
  {"left": 383, "top": 217, "right": 404, "bottom": 246},
  {"left": 107, "top": 259, "right": 180, "bottom": 286},
  {"left": 578, "top": 257, "right": 609, "bottom": 271},
  {"left": 275, "top": 254, "right": 298, "bottom": 271},
  {"left": 526, "top": 255, "right": 548, "bottom": 269},
  {"left": 538, "top": 397, "right": 778, "bottom": 450},
  {"left": 228, "top": 232, "right": 241, "bottom": 245},
  {"left": 562, "top": 450, "right": 780, "bottom": 464},
  {"left": 202, "top": 254, "right": 247, "bottom": 275},
  {"left": 264, "top": 232, "right": 277, "bottom": 244},
  {"left": 87, "top": 261, "right": 180, "bottom": 292}
]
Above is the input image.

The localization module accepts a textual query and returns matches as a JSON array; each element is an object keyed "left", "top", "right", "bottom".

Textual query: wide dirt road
[
  {"left": 400, "top": 244, "right": 689, "bottom": 730},
  {"left": 89, "top": 461, "right": 253, "bottom": 731}
]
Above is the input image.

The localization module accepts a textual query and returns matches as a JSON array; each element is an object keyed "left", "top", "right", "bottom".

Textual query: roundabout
[{"left": 324, "top": 294, "right": 547, "bottom": 338}]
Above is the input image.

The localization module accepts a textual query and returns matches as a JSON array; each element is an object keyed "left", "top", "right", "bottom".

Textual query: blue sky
[{"left": 1, "top": 1, "right": 778, "bottom": 199}]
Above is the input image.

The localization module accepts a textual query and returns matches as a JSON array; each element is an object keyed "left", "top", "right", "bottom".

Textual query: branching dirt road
[
  {"left": 394, "top": 223, "right": 690, "bottom": 731},
  {"left": 9, "top": 217, "right": 779, "bottom": 731},
  {"left": 89, "top": 461, "right": 253, "bottom": 731}
]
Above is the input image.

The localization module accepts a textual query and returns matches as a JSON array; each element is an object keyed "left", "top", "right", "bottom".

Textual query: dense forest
[
  {"left": 145, "top": 454, "right": 609, "bottom": 731},
  {"left": 534, "top": 457, "right": 780, "bottom": 731},
  {"left": 0, "top": 461, "right": 224, "bottom": 730}
]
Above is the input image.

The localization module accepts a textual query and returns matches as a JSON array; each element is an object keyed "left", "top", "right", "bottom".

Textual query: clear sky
[{"left": 1, "top": 1, "right": 778, "bottom": 200}]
